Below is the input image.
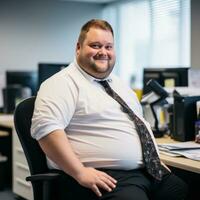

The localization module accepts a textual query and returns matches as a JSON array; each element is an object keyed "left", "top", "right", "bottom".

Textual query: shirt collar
[{"left": 74, "top": 59, "right": 113, "bottom": 83}]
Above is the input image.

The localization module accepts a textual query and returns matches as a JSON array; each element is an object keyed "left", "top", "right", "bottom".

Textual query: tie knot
[
  {"left": 98, "top": 80, "right": 109, "bottom": 88},
  {"left": 98, "top": 80, "right": 114, "bottom": 97}
]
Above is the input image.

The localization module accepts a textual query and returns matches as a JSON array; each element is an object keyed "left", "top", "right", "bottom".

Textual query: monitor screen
[
  {"left": 143, "top": 67, "right": 189, "bottom": 94},
  {"left": 6, "top": 70, "right": 38, "bottom": 96},
  {"left": 38, "top": 63, "right": 69, "bottom": 88}
]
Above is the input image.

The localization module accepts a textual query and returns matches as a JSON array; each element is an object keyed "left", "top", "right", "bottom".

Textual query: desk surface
[
  {"left": 0, "top": 114, "right": 14, "bottom": 128},
  {"left": 156, "top": 135, "right": 200, "bottom": 174}
]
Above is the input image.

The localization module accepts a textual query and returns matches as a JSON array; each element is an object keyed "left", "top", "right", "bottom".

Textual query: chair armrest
[
  {"left": 26, "top": 172, "right": 61, "bottom": 182},
  {"left": 26, "top": 172, "right": 62, "bottom": 200}
]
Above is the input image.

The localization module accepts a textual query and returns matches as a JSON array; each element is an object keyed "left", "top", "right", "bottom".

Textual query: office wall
[
  {"left": 191, "top": 0, "right": 200, "bottom": 68},
  {"left": 1, "top": 1, "right": 200, "bottom": 74},
  {"left": 0, "top": 0, "right": 103, "bottom": 72}
]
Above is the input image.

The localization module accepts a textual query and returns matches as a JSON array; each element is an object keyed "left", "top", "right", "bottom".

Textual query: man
[{"left": 31, "top": 19, "right": 187, "bottom": 200}]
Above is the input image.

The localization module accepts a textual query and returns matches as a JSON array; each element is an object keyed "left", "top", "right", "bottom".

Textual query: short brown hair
[{"left": 78, "top": 19, "right": 114, "bottom": 44}]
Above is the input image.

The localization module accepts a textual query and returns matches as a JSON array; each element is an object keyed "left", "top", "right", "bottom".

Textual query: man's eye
[
  {"left": 91, "top": 44, "right": 101, "bottom": 49},
  {"left": 106, "top": 46, "right": 113, "bottom": 50}
]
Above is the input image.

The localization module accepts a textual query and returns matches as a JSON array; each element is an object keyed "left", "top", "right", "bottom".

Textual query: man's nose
[{"left": 98, "top": 47, "right": 107, "bottom": 55}]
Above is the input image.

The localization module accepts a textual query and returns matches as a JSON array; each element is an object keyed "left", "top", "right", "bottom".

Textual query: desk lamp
[{"left": 141, "top": 79, "right": 169, "bottom": 137}]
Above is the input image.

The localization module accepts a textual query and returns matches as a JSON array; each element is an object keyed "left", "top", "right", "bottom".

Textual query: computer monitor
[
  {"left": 38, "top": 63, "right": 69, "bottom": 88},
  {"left": 6, "top": 70, "right": 38, "bottom": 96},
  {"left": 143, "top": 67, "right": 189, "bottom": 95}
]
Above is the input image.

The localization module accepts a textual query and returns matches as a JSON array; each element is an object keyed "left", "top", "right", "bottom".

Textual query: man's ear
[{"left": 76, "top": 42, "right": 81, "bottom": 55}]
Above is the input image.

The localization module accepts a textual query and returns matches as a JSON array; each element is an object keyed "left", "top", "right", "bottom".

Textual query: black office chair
[
  {"left": 14, "top": 97, "right": 62, "bottom": 200},
  {"left": 14, "top": 97, "right": 98, "bottom": 200}
]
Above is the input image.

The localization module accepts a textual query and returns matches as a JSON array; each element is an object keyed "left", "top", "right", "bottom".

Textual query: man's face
[{"left": 76, "top": 28, "right": 115, "bottom": 79}]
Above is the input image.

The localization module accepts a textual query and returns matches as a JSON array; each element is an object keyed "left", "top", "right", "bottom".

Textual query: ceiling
[{"left": 59, "top": 0, "right": 123, "bottom": 3}]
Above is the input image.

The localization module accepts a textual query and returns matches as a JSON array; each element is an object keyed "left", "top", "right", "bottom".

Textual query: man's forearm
[{"left": 38, "top": 129, "right": 84, "bottom": 179}]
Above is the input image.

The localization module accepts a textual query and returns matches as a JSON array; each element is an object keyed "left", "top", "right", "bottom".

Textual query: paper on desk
[
  {"left": 158, "top": 141, "right": 200, "bottom": 150},
  {"left": 171, "top": 149, "right": 200, "bottom": 161},
  {"left": 158, "top": 141, "right": 200, "bottom": 161},
  {"left": 160, "top": 151, "right": 181, "bottom": 157}
]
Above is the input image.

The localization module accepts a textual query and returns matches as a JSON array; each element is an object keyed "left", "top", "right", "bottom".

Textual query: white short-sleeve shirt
[{"left": 31, "top": 60, "right": 158, "bottom": 170}]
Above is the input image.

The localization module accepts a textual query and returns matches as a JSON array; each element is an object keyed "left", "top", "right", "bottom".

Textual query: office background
[
  {"left": 0, "top": 0, "right": 200, "bottom": 199},
  {"left": 0, "top": 0, "right": 200, "bottom": 98},
  {"left": 1, "top": 0, "right": 199, "bottom": 84}
]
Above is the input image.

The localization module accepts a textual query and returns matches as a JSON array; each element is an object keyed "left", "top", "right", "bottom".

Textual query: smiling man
[
  {"left": 76, "top": 23, "right": 115, "bottom": 79},
  {"left": 31, "top": 19, "right": 188, "bottom": 200}
]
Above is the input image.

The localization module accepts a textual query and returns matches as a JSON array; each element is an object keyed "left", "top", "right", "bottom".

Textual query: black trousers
[{"left": 54, "top": 168, "right": 188, "bottom": 200}]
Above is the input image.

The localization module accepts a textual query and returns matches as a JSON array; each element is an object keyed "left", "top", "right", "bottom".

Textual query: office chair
[{"left": 14, "top": 97, "right": 62, "bottom": 200}]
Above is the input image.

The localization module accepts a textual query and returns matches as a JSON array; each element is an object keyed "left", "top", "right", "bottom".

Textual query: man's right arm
[{"left": 38, "top": 130, "right": 117, "bottom": 197}]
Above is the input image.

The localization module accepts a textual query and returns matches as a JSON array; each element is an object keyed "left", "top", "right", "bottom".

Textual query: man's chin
[
  {"left": 96, "top": 67, "right": 111, "bottom": 75},
  {"left": 91, "top": 61, "right": 114, "bottom": 75},
  {"left": 93, "top": 62, "right": 110, "bottom": 71}
]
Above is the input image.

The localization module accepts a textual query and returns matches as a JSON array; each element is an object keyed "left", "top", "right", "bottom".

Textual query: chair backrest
[{"left": 14, "top": 96, "right": 48, "bottom": 175}]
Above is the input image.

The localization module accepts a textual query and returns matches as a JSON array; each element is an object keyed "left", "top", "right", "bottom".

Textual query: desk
[
  {"left": 0, "top": 114, "right": 33, "bottom": 200},
  {"left": 0, "top": 115, "right": 13, "bottom": 189},
  {"left": 156, "top": 135, "right": 200, "bottom": 174},
  {"left": 157, "top": 135, "right": 200, "bottom": 200},
  {"left": 0, "top": 114, "right": 13, "bottom": 128}
]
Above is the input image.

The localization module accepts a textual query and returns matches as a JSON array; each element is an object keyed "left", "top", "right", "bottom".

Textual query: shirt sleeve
[{"left": 31, "top": 75, "right": 77, "bottom": 140}]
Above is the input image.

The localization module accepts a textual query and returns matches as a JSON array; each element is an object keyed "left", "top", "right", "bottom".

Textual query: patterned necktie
[{"left": 98, "top": 80, "right": 169, "bottom": 181}]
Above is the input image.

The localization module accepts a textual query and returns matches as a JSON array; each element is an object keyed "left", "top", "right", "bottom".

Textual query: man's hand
[{"left": 74, "top": 167, "right": 117, "bottom": 197}]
